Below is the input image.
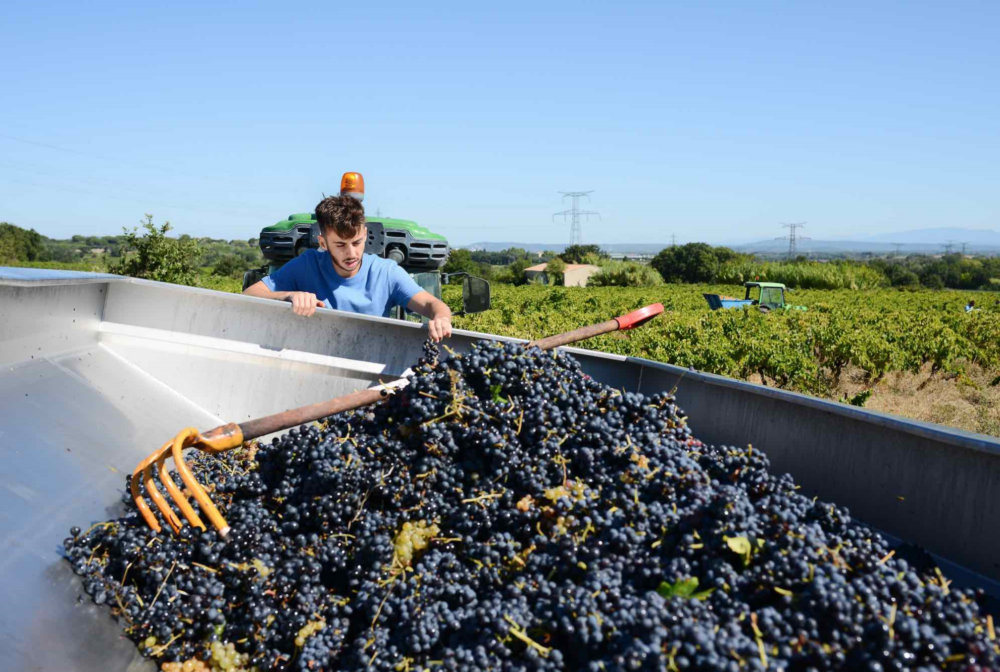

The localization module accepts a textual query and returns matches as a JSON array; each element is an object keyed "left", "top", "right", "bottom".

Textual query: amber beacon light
[{"left": 340, "top": 172, "right": 365, "bottom": 202}]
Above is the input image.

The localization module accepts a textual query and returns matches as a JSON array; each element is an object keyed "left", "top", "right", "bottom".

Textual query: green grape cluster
[{"left": 392, "top": 520, "right": 440, "bottom": 567}]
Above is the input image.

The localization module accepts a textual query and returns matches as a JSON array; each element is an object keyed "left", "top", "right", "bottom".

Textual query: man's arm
[
  {"left": 243, "top": 281, "right": 325, "bottom": 317},
  {"left": 406, "top": 290, "right": 453, "bottom": 342}
]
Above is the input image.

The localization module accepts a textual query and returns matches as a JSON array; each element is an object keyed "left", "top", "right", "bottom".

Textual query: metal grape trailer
[{"left": 2, "top": 268, "right": 999, "bottom": 671}]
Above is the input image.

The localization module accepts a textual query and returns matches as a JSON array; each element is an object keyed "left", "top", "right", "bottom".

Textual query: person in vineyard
[
  {"left": 242, "top": 195, "right": 453, "bottom": 341},
  {"left": 965, "top": 299, "right": 977, "bottom": 313}
]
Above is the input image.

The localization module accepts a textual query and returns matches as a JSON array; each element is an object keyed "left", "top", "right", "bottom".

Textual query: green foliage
[
  {"left": 469, "top": 247, "right": 546, "bottom": 266},
  {"left": 0, "top": 233, "right": 16, "bottom": 264},
  {"left": 11, "top": 259, "right": 107, "bottom": 272},
  {"left": 717, "top": 259, "right": 888, "bottom": 290},
  {"left": 652, "top": 243, "right": 717, "bottom": 283},
  {"left": 645, "top": 242, "right": 1000, "bottom": 291},
  {"left": 0, "top": 222, "right": 48, "bottom": 263},
  {"left": 443, "top": 248, "right": 494, "bottom": 281},
  {"left": 651, "top": 243, "right": 750, "bottom": 284},
  {"left": 657, "top": 577, "right": 714, "bottom": 601},
  {"left": 108, "top": 215, "right": 201, "bottom": 286},
  {"left": 869, "top": 254, "right": 1000, "bottom": 291},
  {"left": 844, "top": 388, "right": 874, "bottom": 407},
  {"left": 561, "top": 244, "right": 606, "bottom": 264},
  {"left": 443, "top": 249, "right": 477, "bottom": 275},
  {"left": 496, "top": 258, "right": 533, "bottom": 285},
  {"left": 212, "top": 254, "right": 248, "bottom": 278},
  {"left": 724, "top": 535, "right": 766, "bottom": 567},
  {"left": 197, "top": 269, "right": 243, "bottom": 293},
  {"left": 196, "top": 237, "right": 263, "bottom": 270},
  {"left": 589, "top": 260, "right": 664, "bottom": 287},
  {"left": 545, "top": 256, "right": 567, "bottom": 286},
  {"left": 490, "top": 384, "right": 509, "bottom": 405},
  {"left": 447, "top": 283, "right": 1000, "bottom": 397}
]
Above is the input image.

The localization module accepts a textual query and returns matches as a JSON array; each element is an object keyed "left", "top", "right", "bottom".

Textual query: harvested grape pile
[{"left": 65, "top": 341, "right": 998, "bottom": 671}]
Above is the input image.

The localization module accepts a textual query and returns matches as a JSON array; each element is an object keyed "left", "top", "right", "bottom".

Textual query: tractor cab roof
[{"left": 744, "top": 281, "right": 787, "bottom": 289}]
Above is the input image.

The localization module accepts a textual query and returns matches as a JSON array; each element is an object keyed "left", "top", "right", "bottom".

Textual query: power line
[
  {"left": 553, "top": 191, "right": 600, "bottom": 245},
  {"left": 944, "top": 240, "right": 956, "bottom": 254},
  {"left": 892, "top": 243, "right": 903, "bottom": 257},
  {"left": 776, "top": 222, "right": 809, "bottom": 260},
  {"left": 960, "top": 241, "right": 971, "bottom": 256},
  {"left": 671, "top": 233, "right": 677, "bottom": 248}
]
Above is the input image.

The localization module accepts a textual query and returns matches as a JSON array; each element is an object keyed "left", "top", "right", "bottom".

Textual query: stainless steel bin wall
[{"left": 2, "top": 269, "right": 998, "bottom": 671}]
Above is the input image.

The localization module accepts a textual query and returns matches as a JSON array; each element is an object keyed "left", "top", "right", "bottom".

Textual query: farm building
[{"left": 524, "top": 263, "right": 600, "bottom": 287}]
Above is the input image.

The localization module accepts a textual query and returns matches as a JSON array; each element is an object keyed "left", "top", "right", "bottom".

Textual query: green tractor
[
  {"left": 703, "top": 282, "right": 807, "bottom": 313},
  {"left": 242, "top": 172, "right": 490, "bottom": 320}
]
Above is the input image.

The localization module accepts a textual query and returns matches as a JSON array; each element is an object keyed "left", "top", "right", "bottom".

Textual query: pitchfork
[{"left": 131, "top": 304, "right": 664, "bottom": 537}]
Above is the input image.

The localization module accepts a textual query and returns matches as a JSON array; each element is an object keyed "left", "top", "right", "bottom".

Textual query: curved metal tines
[
  {"left": 131, "top": 439, "right": 184, "bottom": 534},
  {"left": 130, "top": 428, "right": 231, "bottom": 538}
]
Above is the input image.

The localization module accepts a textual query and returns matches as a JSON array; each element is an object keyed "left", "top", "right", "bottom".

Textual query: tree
[
  {"left": 545, "top": 256, "right": 567, "bottom": 286},
  {"left": 561, "top": 244, "right": 606, "bottom": 264},
  {"left": 651, "top": 242, "right": 719, "bottom": 283},
  {"left": 498, "top": 258, "right": 532, "bottom": 285},
  {"left": 922, "top": 273, "right": 945, "bottom": 290},
  {"left": 0, "top": 234, "right": 16, "bottom": 264},
  {"left": 442, "top": 249, "right": 480, "bottom": 276},
  {"left": 212, "top": 254, "right": 247, "bottom": 278},
  {"left": 0, "top": 222, "right": 49, "bottom": 262},
  {"left": 108, "top": 215, "right": 201, "bottom": 286}
]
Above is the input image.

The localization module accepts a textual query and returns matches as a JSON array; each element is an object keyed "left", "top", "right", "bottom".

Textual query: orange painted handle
[{"left": 615, "top": 303, "right": 664, "bottom": 330}]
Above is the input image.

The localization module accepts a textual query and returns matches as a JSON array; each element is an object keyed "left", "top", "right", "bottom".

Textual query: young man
[{"left": 243, "top": 195, "right": 453, "bottom": 341}]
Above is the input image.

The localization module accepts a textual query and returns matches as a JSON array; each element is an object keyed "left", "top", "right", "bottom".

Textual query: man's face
[{"left": 319, "top": 225, "right": 366, "bottom": 277}]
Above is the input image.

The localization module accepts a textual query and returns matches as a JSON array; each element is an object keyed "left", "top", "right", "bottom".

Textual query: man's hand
[
  {"left": 287, "top": 292, "right": 325, "bottom": 317},
  {"left": 407, "top": 290, "right": 453, "bottom": 342},
  {"left": 427, "top": 315, "right": 453, "bottom": 343},
  {"left": 243, "top": 281, "right": 325, "bottom": 317}
]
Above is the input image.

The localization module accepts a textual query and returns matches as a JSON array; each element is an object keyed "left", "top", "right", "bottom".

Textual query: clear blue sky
[{"left": 2, "top": 1, "right": 998, "bottom": 246}]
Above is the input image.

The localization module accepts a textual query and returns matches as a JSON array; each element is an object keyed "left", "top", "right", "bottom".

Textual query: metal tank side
[{"left": 2, "top": 268, "right": 999, "bottom": 670}]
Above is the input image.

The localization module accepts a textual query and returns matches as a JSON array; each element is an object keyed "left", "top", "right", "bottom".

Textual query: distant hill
[
  {"left": 865, "top": 227, "right": 1000, "bottom": 247},
  {"left": 466, "top": 242, "right": 671, "bottom": 254},
  {"left": 732, "top": 239, "right": 947, "bottom": 255},
  {"left": 466, "top": 227, "right": 1000, "bottom": 256}
]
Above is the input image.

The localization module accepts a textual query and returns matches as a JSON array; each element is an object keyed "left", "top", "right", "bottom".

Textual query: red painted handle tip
[{"left": 615, "top": 303, "right": 664, "bottom": 330}]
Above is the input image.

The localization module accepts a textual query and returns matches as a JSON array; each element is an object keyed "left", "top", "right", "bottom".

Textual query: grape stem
[
  {"left": 503, "top": 615, "right": 552, "bottom": 657},
  {"left": 149, "top": 560, "right": 177, "bottom": 611}
]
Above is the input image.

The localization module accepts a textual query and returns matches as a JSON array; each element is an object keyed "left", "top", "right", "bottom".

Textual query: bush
[
  {"left": 589, "top": 261, "right": 664, "bottom": 287},
  {"left": 212, "top": 254, "right": 248, "bottom": 278},
  {"left": 651, "top": 243, "right": 749, "bottom": 284},
  {"left": 716, "top": 260, "right": 888, "bottom": 290},
  {"left": 108, "top": 215, "right": 201, "bottom": 286},
  {"left": 652, "top": 243, "right": 717, "bottom": 283}
]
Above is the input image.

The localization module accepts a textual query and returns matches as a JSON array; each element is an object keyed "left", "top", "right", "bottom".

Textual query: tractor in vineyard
[
  {"left": 241, "top": 172, "right": 492, "bottom": 321},
  {"left": 703, "top": 281, "right": 807, "bottom": 313}
]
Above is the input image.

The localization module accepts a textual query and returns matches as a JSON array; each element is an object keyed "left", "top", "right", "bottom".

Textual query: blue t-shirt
[{"left": 262, "top": 251, "right": 424, "bottom": 317}]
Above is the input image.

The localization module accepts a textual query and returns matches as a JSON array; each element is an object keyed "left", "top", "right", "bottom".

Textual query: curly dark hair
[{"left": 315, "top": 195, "right": 365, "bottom": 239}]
